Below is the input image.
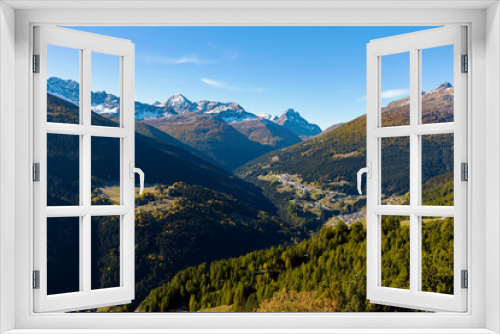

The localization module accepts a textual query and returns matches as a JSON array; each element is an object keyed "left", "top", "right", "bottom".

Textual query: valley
[
  {"left": 46, "top": 79, "right": 455, "bottom": 313},
  {"left": 257, "top": 172, "right": 366, "bottom": 225}
]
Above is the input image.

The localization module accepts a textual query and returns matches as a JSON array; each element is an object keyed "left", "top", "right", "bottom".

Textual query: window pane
[
  {"left": 381, "top": 137, "right": 410, "bottom": 205},
  {"left": 422, "top": 134, "right": 454, "bottom": 206},
  {"left": 91, "top": 52, "right": 121, "bottom": 127},
  {"left": 91, "top": 216, "right": 121, "bottom": 290},
  {"left": 381, "top": 215, "right": 410, "bottom": 290},
  {"left": 421, "top": 217, "right": 454, "bottom": 294},
  {"left": 91, "top": 137, "right": 121, "bottom": 205},
  {"left": 421, "top": 45, "right": 454, "bottom": 124},
  {"left": 47, "top": 45, "right": 80, "bottom": 124},
  {"left": 47, "top": 134, "right": 80, "bottom": 206},
  {"left": 381, "top": 52, "right": 410, "bottom": 127},
  {"left": 47, "top": 217, "right": 80, "bottom": 295}
]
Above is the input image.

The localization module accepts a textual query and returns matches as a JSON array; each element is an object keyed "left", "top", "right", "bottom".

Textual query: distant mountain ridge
[
  {"left": 47, "top": 77, "right": 322, "bottom": 138},
  {"left": 160, "top": 94, "right": 258, "bottom": 123}
]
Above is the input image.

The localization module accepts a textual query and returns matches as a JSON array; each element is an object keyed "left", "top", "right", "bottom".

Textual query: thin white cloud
[
  {"left": 356, "top": 88, "right": 410, "bottom": 102},
  {"left": 201, "top": 77, "right": 263, "bottom": 93},
  {"left": 208, "top": 42, "right": 239, "bottom": 62},
  {"left": 201, "top": 78, "right": 224, "bottom": 87},
  {"left": 144, "top": 54, "right": 214, "bottom": 65},
  {"left": 381, "top": 88, "right": 410, "bottom": 99}
]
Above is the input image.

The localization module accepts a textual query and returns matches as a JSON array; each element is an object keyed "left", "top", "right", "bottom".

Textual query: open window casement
[
  {"left": 33, "top": 26, "right": 140, "bottom": 312},
  {"left": 363, "top": 26, "right": 467, "bottom": 312}
]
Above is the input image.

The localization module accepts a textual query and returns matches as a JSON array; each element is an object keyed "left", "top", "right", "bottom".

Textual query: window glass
[
  {"left": 47, "top": 45, "right": 80, "bottom": 124},
  {"left": 421, "top": 45, "right": 454, "bottom": 124},
  {"left": 91, "top": 137, "right": 121, "bottom": 205},
  {"left": 421, "top": 217, "right": 454, "bottom": 294},
  {"left": 381, "top": 52, "right": 410, "bottom": 127},
  {"left": 381, "top": 215, "right": 410, "bottom": 289},
  {"left": 47, "top": 134, "right": 80, "bottom": 206},
  {"left": 47, "top": 217, "right": 80, "bottom": 295},
  {"left": 422, "top": 134, "right": 454, "bottom": 206},
  {"left": 381, "top": 137, "right": 410, "bottom": 205},
  {"left": 91, "top": 52, "right": 121, "bottom": 127},
  {"left": 91, "top": 216, "right": 121, "bottom": 290}
]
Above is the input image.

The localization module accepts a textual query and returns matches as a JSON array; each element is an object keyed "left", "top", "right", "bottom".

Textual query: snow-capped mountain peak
[
  {"left": 47, "top": 77, "right": 80, "bottom": 106},
  {"left": 257, "top": 113, "right": 279, "bottom": 121},
  {"left": 282, "top": 108, "right": 301, "bottom": 119},
  {"left": 193, "top": 101, "right": 256, "bottom": 123},
  {"left": 425, "top": 82, "right": 453, "bottom": 95},
  {"left": 164, "top": 94, "right": 192, "bottom": 114},
  {"left": 152, "top": 101, "right": 166, "bottom": 108},
  {"left": 46, "top": 77, "right": 321, "bottom": 131},
  {"left": 91, "top": 91, "right": 120, "bottom": 114},
  {"left": 276, "top": 108, "right": 322, "bottom": 138}
]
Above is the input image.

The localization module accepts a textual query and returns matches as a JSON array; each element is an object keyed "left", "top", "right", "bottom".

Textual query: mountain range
[
  {"left": 46, "top": 92, "right": 275, "bottom": 211},
  {"left": 47, "top": 77, "right": 322, "bottom": 138}
]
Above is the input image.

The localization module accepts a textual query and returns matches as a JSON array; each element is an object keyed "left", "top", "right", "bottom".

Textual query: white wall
[
  {"left": 0, "top": 2, "right": 16, "bottom": 333},
  {"left": 486, "top": 2, "right": 500, "bottom": 333}
]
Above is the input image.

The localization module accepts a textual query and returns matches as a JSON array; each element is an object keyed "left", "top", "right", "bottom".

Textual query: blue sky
[{"left": 50, "top": 26, "right": 453, "bottom": 130}]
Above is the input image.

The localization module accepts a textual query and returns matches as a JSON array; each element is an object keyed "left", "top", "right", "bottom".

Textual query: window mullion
[
  {"left": 409, "top": 47, "right": 421, "bottom": 294},
  {"left": 82, "top": 48, "right": 91, "bottom": 210},
  {"left": 82, "top": 214, "right": 91, "bottom": 293},
  {"left": 78, "top": 49, "right": 85, "bottom": 294},
  {"left": 81, "top": 48, "right": 92, "bottom": 294},
  {"left": 82, "top": 48, "right": 91, "bottom": 128}
]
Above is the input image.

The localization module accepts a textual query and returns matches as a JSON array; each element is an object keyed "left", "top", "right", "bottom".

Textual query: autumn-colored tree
[{"left": 257, "top": 289, "right": 337, "bottom": 312}]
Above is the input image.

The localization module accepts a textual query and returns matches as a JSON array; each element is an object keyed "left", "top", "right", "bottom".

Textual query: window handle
[
  {"left": 130, "top": 162, "right": 145, "bottom": 195},
  {"left": 357, "top": 162, "right": 371, "bottom": 195}
]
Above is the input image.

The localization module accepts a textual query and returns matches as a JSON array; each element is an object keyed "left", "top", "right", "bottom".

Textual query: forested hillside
[
  {"left": 138, "top": 215, "right": 453, "bottom": 312},
  {"left": 91, "top": 182, "right": 301, "bottom": 310}
]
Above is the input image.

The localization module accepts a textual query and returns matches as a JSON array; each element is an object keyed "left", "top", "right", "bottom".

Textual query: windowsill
[{"left": 3, "top": 329, "right": 498, "bottom": 334}]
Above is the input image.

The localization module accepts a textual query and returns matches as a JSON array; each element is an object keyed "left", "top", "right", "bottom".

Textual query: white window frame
[
  {"left": 366, "top": 26, "right": 467, "bottom": 312},
  {"left": 33, "top": 26, "right": 136, "bottom": 313},
  {"left": 1, "top": 1, "right": 499, "bottom": 333}
]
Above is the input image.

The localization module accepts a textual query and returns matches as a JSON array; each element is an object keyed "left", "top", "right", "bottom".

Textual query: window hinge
[
  {"left": 33, "top": 163, "right": 40, "bottom": 182},
  {"left": 33, "top": 54, "right": 40, "bottom": 73},
  {"left": 461, "top": 270, "right": 468, "bottom": 289},
  {"left": 33, "top": 270, "right": 40, "bottom": 289},
  {"left": 461, "top": 54, "right": 468, "bottom": 73},
  {"left": 461, "top": 162, "right": 468, "bottom": 182}
]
